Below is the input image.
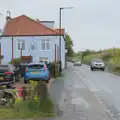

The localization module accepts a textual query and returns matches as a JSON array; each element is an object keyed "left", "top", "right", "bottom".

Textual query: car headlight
[{"left": 102, "top": 63, "right": 105, "bottom": 66}]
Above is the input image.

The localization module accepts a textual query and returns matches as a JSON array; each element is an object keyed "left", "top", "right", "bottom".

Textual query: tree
[
  {"left": 81, "top": 49, "right": 95, "bottom": 60},
  {"left": 65, "top": 34, "right": 74, "bottom": 57}
]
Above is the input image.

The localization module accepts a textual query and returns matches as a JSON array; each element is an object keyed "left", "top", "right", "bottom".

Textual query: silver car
[
  {"left": 74, "top": 60, "right": 82, "bottom": 66},
  {"left": 90, "top": 58, "right": 105, "bottom": 71}
]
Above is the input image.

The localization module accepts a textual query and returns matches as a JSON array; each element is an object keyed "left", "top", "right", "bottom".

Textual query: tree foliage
[
  {"left": 65, "top": 34, "right": 74, "bottom": 57},
  {"left": 81, "top": 49, "right": 95, "bottom": 60}
]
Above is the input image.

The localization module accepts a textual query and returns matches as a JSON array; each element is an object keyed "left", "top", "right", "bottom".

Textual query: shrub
[
  {"left": 82, "top": 54, "right": 101, "bottom": 65},
  {"left": 49, "top": 61, "right": 59, "bottom": 77},
  {"left": 101, "top": 53, "right": 112, "bottom": 62},
  {"left": 9, "top": 58, "right": 21, "bottom": 65}
]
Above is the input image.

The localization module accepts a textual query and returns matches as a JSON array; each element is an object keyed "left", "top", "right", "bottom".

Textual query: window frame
[
  {"left": 41, "top": 40, "right": 50, "bottom": 51},
  {"left": 17, "top": 40, "right": 25, "bottom": 51}
]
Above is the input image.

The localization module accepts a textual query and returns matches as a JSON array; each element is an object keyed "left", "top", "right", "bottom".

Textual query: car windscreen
[
  {"left": 28, "top": 64, "right": 44, "bottom": 69},
  {"left": 92, "top": 59, "right": 103, "bottom": 63}
]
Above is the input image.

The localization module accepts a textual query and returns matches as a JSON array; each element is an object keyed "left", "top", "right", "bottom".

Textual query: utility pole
[
  {"left": 59, "top": 8, "right": 62, "bottom": 72},
  {"left": 54, "top": 44, "right": 57, "bottom": 77},
  {"left": 59, "top": 7, "right": 73, "bottom": 72},
  {"left": 0, "top": 43, "right": 1, "bottom": 64}
]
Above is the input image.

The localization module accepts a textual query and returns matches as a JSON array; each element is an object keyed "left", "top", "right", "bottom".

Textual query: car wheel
[
  {"left": 24, "top": 79, "right": 28, "bottom": 84},
  {"left": 46, "top": 80, "right": 49, "bottom": 83},
  {"left": 91, "top": 67, "right": 94, "bottom": 71},
  {"left": 102, "top": 68, "right": 105, "bottom": 71}
]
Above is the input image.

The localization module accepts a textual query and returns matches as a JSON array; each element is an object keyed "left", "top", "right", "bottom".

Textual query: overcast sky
[{"left": 0, "top": 0, "right": 120, "bottom": 51}]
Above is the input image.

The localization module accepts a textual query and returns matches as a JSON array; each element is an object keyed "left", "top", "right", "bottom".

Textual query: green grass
[
  {"left": 0, "top": 80, "right": 55, "bottom": 119},
  {"left": 0, "top": 97, "right": 55, "bottom": 119}
]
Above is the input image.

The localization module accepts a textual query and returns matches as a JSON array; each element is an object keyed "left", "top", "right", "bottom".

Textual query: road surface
[{"left": 49, "top": 62, "right": 120, "bottom": 120}]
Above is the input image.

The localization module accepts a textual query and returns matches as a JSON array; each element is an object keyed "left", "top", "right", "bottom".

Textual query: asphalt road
[
  {"left": 49, "top": 62, "right": 120, "bottom": 120},
  {"left": 74, "top": 64, "right": 120, "bottom": 120}
]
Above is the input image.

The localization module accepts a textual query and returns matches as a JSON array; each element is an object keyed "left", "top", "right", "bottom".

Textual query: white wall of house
[{"left": 0, "top": 36, "right": 65, "bottom": 69}]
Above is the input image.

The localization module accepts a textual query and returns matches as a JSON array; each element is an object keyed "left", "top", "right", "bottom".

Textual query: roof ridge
[
  {"left": 24, "top": 15, "right": 59, "bottom": 34},
  {"left": 11, "top": 14, "right": 25, "bottom": 20}
]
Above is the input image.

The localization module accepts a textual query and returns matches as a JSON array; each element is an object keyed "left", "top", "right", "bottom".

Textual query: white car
[
  {"left": 90, "top": 58, "right": 105, "bottom": 71},
  {"left": 74, "top": 61, "right": 82, "bottom": 66}
]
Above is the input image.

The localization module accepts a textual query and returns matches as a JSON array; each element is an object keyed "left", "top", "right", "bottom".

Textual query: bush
[
  {"left": 101, "top": 53, "right": 112, "bottom": 62},
  {"left": 9, "top": 58, "right": 21, "bottom": 65},
  {"left": 82, "top": 54, "right": 101, "bottom": 65},
  {"left": 49, "top": 61, "right": 59, "bottom": 78}
]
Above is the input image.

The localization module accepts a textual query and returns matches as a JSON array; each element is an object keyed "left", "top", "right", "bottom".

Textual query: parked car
[
  {"left": 90, "top": 58, "right": 105, "bottom": 71},
  {"left": 74, "top": 60, "right": 82, "bottom": 66},
  {"left": 72, "top": 60, "right": 75, "bottom": 63},
  {"left": 24, "top": 62, "right": 50, "bottom": 84},
  {"left": 39, "top": 60, "right": 51, "bottom": 71},
  {"left": 0, "top": 64, "right": 16, "bottom": 88}
]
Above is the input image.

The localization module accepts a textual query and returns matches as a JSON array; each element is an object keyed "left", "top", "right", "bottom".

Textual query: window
[
  {"left": 41, "top": 40, "right": 45, "bottom": 50},
  {"left": 46, "top": 40, "right": 50, "bottom": 50},
  {"left": 17, "top": 40, "right": 25, "bottom": 50},
  {"left": 28, "top": 64, "right": 44, "bottom": 69},
  {"left": 41, "top": 40, "right": 50, "bottom": 50}
]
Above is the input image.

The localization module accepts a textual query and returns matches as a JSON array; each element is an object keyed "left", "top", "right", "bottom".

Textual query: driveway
[{"left": 50, "top": 62, "right": 114, "bottom": 120}]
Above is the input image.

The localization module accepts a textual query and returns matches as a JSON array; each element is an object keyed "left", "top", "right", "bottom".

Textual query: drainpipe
[{"left": 12, "top": 37, "right": 14, "bottom": 64}]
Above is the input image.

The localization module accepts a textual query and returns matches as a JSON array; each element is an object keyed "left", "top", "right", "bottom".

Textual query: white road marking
[
  {"left": 72, "top": 96, "right": 89, "bottom": 109},
  {"left": 76, "top": 71, "right": 100, "bottom": 92},
  {"left": 74, "top": 69, "right": 114, "bottom": 120}
]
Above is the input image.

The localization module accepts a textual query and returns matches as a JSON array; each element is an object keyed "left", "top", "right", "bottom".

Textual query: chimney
[{"left": 6, "top": 11, "right": 11, "bottom": 22}]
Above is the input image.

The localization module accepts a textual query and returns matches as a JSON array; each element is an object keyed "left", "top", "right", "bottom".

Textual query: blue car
[{"left": 24, "top": 62, "right": 50, "bottom": 84}]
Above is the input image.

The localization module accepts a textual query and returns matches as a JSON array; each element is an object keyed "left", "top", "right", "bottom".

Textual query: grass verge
[
  {"left": 0, "top": 97, "right": 55, "bottom": 119},
  {"left": 0, "top": 80, "right": 56, "bottom": 119}
]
